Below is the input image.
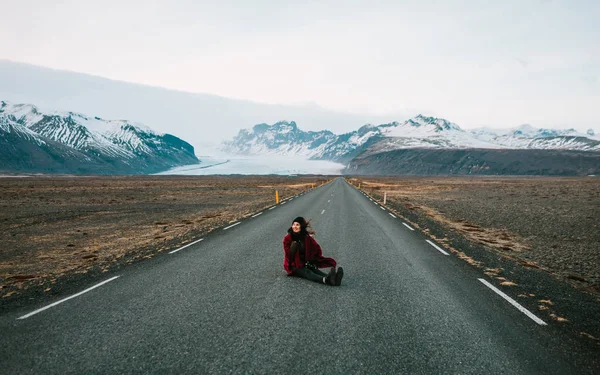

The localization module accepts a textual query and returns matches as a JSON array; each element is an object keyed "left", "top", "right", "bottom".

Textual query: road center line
[
  {"left": 169, "top": 238, "right": 204, "bottom": 254},
  {"left": 426, "top": 240, "right": 450, "bottom": 255},
  {"left": 402, "top": 222, "right": 414, "bottom": 231},
  {"left": 18, "top": 276, "right": 120, "bottom": 320},
  {"left": 478, "top": 278, "right": 547, "bottom": 326},
  {"left": 223, "top": 222, "right": 241, "bottom": 230},
  {"left": 321, "top": 209, "right": 325, "bottom": 215},
  {"left": 251, "top": 212, "right": 263, "bottom": 218}
]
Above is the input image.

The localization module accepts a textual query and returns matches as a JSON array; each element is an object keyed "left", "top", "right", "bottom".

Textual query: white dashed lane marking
[
  {"left": 18, "top": 276, "right": 120, "bottom": 320},
  {"left": 478, "top": 278, "right": 547, "bottom": 326},
  {"left": 402, "top": 222, "right": 414, "bottom": 231},
  {"left": 169, "top": 238, "right": 204, "bottom": 254},
  {"left": 426, "top": 240, "right": 449, "bottom": 255},
  {"left": 223, "top": 222, "right": 241, "bottom": 230}
]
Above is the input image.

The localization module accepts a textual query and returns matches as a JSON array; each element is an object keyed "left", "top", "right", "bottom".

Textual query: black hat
[{"left": 292, "top": 216, "right": 306, "bottom": 227}]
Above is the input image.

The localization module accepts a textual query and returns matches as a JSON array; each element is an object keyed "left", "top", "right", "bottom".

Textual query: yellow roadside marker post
[{"left": 276, "top": 190, "right": 279, "bottom": 203}]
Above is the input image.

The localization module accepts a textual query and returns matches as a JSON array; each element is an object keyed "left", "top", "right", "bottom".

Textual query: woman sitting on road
[{"left": 282, "top": 216, "right": 344, "bottom": 286}]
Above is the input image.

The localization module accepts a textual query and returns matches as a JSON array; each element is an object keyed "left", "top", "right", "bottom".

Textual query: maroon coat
[{"left": 282, "top": 233, "right": 336, "bottom": 274}]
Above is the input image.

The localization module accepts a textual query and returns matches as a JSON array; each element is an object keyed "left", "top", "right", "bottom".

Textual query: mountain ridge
[
  {"left": 344, "top": 148, "right": 600, "bottom": 176},
  {"left": 221, "top": 115, "right": 600, "bottom": 162},
  {"left": 0, "top": 100, "right": 198, "bottom": 174}
]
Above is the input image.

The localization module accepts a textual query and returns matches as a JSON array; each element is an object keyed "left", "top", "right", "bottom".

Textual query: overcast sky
[{"left": 2, "top": 0, "right": 599, "bottom": 131}]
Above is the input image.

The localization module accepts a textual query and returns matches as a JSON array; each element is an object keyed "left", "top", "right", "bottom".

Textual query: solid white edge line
[
  {"left": 169, "top": 238, "right": 204, "bottom": 254},
  {"left": 478, "top": 278, "right": 547, "bottom": 326},
  {"left": 223, "top": 222, "right": 241, "bottom": 230},
  {"left": 426, "top": 240, "right": 450, "bottom": 255},
  {"left": 251, "top": 212, "right": 263, "bottom": 218},
  {"left": 18, "top": 276, "right": 120, "bottom": 320},
  {"left": 389, "top": 213, "right": 397, "bottom": 218},
  {"left": 402, "top": 222, "right": 414, "bottom": 231}
]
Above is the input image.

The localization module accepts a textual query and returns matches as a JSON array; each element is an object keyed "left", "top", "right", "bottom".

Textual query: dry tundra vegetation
[
  {"left": 0, "top": 175, "right": 329, "bottom": 301},
  {"left": 1, "top": 174, "right": 599, "bottom": 342}
]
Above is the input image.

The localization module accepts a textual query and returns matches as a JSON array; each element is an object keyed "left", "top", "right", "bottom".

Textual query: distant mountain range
[
  {"left": 0, "top": 101, "right": 198, "bottom": 174},
  {"left": 222, "top": 115, "right": 600, "bottom": 160},
  {"left": 3, "top": 97, "right": 599, "bottom": 176},
  {"left": 221, "top": 120, "right": 388, "bottom": 162},
  {"left": 221, "top": 115, "right": 600, "bottom": 176}
]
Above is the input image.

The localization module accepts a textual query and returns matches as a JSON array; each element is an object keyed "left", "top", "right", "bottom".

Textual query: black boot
[
  {"left": 325, "top": 267, "right": 337, "bottom": 286},
  {"left": 335, "top": 267, "right": 344, "bottom": 286}
]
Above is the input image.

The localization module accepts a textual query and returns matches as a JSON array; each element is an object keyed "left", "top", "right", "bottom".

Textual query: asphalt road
[{"left": 1, "top": 177, "right": 598, "bottom": 374}]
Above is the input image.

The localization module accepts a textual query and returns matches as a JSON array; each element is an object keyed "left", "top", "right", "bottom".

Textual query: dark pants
[{"left": 291, "top": 267, "right": 328, "bottom": 283}]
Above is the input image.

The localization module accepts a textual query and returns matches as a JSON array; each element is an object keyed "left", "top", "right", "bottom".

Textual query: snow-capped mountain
[
  {"left": 469, "top": 124, "right": 599, "bottom": 150},
  {"left": 221, "top": 115, "right": 600, "bottom": 161},
  {"left": 0, "top": 101, "right": 198, "bottom": 174},
  {"left": 221, "top": 120, "right": 391, "bottom": 162},
  {"left": 221, "top": 121, "right": 336, "bottom": 157},
  {"left": 0, "top": 112, "right": 47, "bottom": 146},
  {"left": 368, "top": 115, "right": 502, "bottom": 154}
]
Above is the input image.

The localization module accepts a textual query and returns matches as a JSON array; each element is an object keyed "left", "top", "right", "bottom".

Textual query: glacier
[{"left": 155, "top": 155, "right": 345, "bottom": 175}]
